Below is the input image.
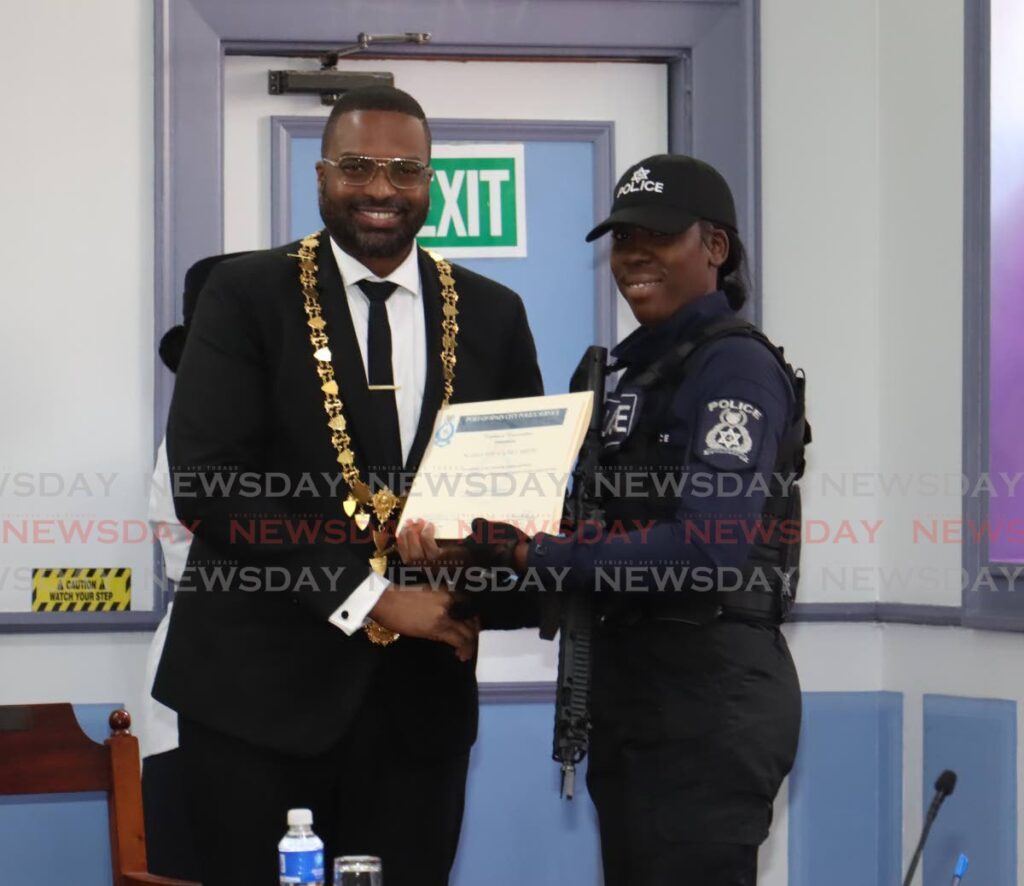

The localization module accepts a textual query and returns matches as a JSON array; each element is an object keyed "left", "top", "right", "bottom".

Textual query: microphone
[{"left": 902, "top": 769, "right": 957, "bottom": 886}]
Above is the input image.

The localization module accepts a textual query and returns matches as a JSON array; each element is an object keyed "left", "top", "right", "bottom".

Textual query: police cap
[{"left": 585, "top": 154, "right": 737, "bottom": 242}]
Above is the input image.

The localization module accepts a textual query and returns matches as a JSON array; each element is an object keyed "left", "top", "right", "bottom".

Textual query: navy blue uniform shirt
[{"left": 529, "top": 290, "right": 795, "bottom": 590}]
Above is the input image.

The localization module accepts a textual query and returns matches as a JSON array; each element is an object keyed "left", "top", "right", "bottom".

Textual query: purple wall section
[
  {"left": 962, "top": 0, "right": 1024, "bottom": 627},
  {"left": 989, "top": 195, "right": 1024, "bottom": 565},
  {"left": 987, "top": 0, "right": 1024, "bottom": 564}
]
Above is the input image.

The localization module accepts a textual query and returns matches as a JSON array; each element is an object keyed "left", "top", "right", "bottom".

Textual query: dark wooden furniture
[{"left": 0, "top": 704, "right": 199, "bottom": 885}]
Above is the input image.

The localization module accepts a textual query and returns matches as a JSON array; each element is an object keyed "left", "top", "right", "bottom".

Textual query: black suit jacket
[{"left": 153, "top": 234, "right": 543, "bottom": 757}]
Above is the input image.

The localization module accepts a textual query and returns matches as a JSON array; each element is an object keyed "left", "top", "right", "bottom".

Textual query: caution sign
[{"left": 32, "top": 568, "right": 131, "bottom": 612}]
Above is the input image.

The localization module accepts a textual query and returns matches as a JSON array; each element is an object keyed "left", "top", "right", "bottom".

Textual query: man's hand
[
  {"left": 396, "top": 520, "right": 470, "bottom": 568},
  {"left": 369, "top": 583, "right": 478, "bottom": 661}
]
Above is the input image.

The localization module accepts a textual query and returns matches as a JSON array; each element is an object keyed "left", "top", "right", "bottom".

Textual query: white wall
[
  {"left": 877, "top": 0, "right": 964, "bottom": 607},
  {"left": 762, "top": 0, "right": 964, "bottom": 608},
  {"left": 0, "top": 0, "right": 155, "bottom": 719},
  {"left": 761, "top": 0, "right": 883, "bottom": 606}
]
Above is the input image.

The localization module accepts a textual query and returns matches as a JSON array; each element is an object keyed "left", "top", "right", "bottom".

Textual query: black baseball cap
[{"left": 585, "top": 154, "right": 737, "bottom": 242}]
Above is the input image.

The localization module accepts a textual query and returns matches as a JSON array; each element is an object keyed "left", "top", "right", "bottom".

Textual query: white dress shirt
[
  {"left": 327, "top": 237, "right": 428, "bottom": 635},
  {"left": 142, "top": 439, "right": 194, "bottom": 758}
]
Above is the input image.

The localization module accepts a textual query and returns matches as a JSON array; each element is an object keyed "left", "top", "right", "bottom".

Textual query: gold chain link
[{"left": 295, "top": 231, "right": 459, "bottom": 644}]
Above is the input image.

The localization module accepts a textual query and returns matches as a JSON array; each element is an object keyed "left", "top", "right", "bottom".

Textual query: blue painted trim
[
  {"left": 960, "top": 0, "right": 990, "bottom": 616},
  {"left": 270, "top": 115, "right": 307, "bottom": 249},
  {"left": 923, "top": 694, "right": 1017, "bottom": 885},
  {"left": 788, "top": 692, "right": 903, "bottom": 886},
  {"left": 0, "top": 612, "right": 163, "bottom": 633},
  {"left": 479, "top": 682, "right": 555, "bottom": 703},
  {"left": 959, "top": 609, "right": 1024, "bottom": 632},
  {"left": 789, "top": 603, "right": 900, "bottom": 623},
  {"left": 184, "top": 0, "right": 749, "bottom": 48},
  {"left": 789, "top": 603, "right": 961, "bottom": 626},
  {"left": 874, "top": 604, "right": 962, "bottom": 626},
  {"left": 749, "top": 0, "right": 763, "bottom": 328},
  {"left": 231, "top": 44, "right": 682, "bottom": 60}
]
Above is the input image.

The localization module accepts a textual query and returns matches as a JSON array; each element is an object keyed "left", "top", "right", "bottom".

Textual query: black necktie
[{"left": 357, "top": 280, "right": 403, "bottom": 471}]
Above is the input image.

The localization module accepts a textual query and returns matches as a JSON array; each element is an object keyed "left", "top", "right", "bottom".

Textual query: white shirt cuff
[{"left": 328, "top": 571, "right": 389, "bottom": 635}]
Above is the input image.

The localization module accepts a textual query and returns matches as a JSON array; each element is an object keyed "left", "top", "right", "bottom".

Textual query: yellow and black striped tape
[{"left": 32, "top": 568, "right": 131, "bottom": 612}]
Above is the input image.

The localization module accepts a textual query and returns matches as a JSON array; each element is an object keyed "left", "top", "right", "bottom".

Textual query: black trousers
[
  {"left": 597, "top": 836, "right": 757, "bottom": 886},
  {"left": 177, "top": 686, "right": 469, "bottom": 886},
  {"left": 587, "top": 618, "right": 800, "bottom": 886},
  {"left": 142, "top": 748, "right": 202, "bottom": 881}
]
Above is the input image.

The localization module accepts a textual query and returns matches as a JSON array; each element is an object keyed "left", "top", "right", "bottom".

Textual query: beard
[{"left": 319, "top": 191, "right": 429, "bottom": 261}]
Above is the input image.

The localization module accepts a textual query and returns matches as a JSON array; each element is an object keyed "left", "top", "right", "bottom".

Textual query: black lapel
[
  {"left": 406, "top": 248, "right": 445, "bottom": 471},
  {"left": 313, "top": 232, "right": 381, "bottom": 475}
]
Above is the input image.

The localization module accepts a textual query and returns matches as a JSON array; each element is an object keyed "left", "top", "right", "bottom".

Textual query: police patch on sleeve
[
  {"left": 696, "top": 398, "right": 765, "bottom": 468},
  {"left": 602, "top": 389, "right": 643, "bottom": 452}
]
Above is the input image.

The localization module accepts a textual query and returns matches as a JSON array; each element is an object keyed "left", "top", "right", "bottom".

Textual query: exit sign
[{"left": 417, "top": 144, "right": 527, "bottom": 258}]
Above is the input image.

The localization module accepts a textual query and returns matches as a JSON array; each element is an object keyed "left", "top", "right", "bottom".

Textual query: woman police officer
[{"left": 400, "top": 154, "right": 806, "bottom": 886}]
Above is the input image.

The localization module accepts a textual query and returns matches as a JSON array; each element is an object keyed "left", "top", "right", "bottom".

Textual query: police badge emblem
[
  {"left": 434, "top": 415, "right": 456, "bottom": 447},
  {"left": 703, "top": 400, "right": 761, "bottom": 464}
]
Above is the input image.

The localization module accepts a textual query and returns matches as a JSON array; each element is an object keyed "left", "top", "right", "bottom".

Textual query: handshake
[
  {"left": 397, "top": 517, "right": 531, "bottom": 574},
  {"left": 366, "top": 519, "right": 534, "bottom": 662}
]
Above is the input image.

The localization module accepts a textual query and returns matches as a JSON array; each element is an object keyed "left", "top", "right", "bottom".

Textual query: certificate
[{"left": 398, "top": 392, "right": 594, "bottom": 539}]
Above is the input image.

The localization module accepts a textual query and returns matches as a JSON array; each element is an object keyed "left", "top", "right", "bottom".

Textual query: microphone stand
[{"left": 902, "top": 772, "right": 956, "bottom": 886}]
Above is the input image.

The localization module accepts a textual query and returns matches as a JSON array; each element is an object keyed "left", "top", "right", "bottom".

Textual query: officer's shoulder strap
[
  {"left": 630, "top": 316, "right": 762, "bottom": 391},
  {"left": 630, "top": 316, "right": 812, "bottom": 478}
]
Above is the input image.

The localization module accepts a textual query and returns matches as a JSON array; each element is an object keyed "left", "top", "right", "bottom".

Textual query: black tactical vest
[{"left": 598, "top": 318, "right": 810, "bottom": 624}]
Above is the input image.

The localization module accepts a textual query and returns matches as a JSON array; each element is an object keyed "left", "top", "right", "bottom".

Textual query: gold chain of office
[{"left": 295, "top": 230, "right": 460, "bottom": 644}]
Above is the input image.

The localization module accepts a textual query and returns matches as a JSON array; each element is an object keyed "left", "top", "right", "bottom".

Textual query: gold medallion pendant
[{"left": 295, "top": 231, "right": 459, "bottom": 645}]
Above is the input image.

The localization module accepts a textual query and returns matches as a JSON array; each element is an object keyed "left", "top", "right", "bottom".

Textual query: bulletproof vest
[{"left": 599, "top": 317, "right": 810, "bottom": 624}]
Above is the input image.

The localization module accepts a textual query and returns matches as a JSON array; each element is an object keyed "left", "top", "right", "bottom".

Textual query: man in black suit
[{"left": 154, "top": 85, "right": 543, "bottom": 886}]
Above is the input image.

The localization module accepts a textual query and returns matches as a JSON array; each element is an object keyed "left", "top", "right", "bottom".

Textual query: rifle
[{"left": 543, "top": 345, "right": 608, "bottom": 798}]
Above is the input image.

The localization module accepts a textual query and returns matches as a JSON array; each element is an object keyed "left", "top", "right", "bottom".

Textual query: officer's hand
[
  {"left": 397, "top": 519, "right": 470, "bottom": 567},
  {"left": 462, "top": 517, "right": 530, "bottom": 571},
  {"left": 369, "top": 584, "right": 478, "bottom": 661}
]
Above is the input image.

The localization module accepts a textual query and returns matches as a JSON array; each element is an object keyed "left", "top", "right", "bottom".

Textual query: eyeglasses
[{"left": 321, "top": 155, "right": 432, "bottom": 189}]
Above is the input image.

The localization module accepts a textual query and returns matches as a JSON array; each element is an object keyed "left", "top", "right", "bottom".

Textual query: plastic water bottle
[{"left": 278, "top": 808, "right": 325, "bottom": 885}]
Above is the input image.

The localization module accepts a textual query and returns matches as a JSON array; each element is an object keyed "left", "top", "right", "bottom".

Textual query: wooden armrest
[{"left": 121, "top": 872, "right": 201, "bottom": 885}]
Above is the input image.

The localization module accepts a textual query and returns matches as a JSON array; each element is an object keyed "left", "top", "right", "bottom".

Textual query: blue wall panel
[
  {"left": 451, "top": 141, "right": 596, "bottom": 394},
  {"left": 11, "top": 694, "right": 1015, "bottom": 886},
  {"left": 788, "top": 692, "right": 903, "bottom": 886},
  {"left": 452, "top": 700, "right": 603, "bottom": 886},
  {"left": 0, "top": 703, "right": 120, "bottom": 886},
  {"left": 289, "top": 134, "right": 322, "bottom": 243},
  {"left": 923, "top": 694, "right": 1017, "bottom": 886}
]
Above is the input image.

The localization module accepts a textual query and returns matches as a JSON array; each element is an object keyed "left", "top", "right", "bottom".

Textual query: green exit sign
[{"left": 418, "top": 144, "right": 527, "bottom": 258}]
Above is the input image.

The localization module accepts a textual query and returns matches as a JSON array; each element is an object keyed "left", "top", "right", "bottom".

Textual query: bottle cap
[{"left": 287, "top": 808, "right": 313, "bottom": 827}]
